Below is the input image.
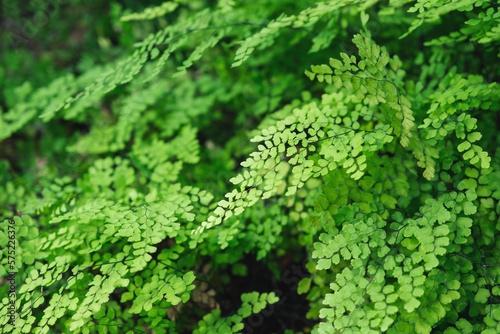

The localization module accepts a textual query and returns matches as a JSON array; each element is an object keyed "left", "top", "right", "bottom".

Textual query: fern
[{"left": 1, "top": 1, "right": 499, "bottom": 333}]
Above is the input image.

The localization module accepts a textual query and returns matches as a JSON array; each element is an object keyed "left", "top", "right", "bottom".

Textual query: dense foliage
[{"left": 1, "top": 0, "right": 500, "bottom": 333}]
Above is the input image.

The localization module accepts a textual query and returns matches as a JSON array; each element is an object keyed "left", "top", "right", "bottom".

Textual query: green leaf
[
  {"left": 381, "top": 194, "right": 397, "bottom": 209},
  {"left": 415, "top": 319, "right": 432, "bottom": 333},
  {"left": 316, "top": 259, "right": 332, "bottom": 270},
  {"left": 150, "top": 47, "right": 160, "bottom": 59},
  {"left": 463, "top": 149, "right": 475, "bottom": 160},
  {"left": 463, "top": 201, "right": 477, "bottom": 215},
  {"left": 467, "top": 132, "right": 482, "bottom": 142},
  {"left": 360, "top": 11, "right": 369, "bottom": 28},
  {"left": 474, "top": 288, "right": 490, "bottom": 304},
  {"left": 457, "top": 141, "right": 471, "bottom": 152},
  {"left": 329, "top": 58, "right": 343, "bottom": 69},
  {"left": 298, "top": 278, "right": 311, "bottom": 295}
]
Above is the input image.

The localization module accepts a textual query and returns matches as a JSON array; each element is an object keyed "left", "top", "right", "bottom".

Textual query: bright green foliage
[
  {"left": 197, "top": 88, "right": 393, "bottom": 232},
  {"left": 306, "top": 35, "right": 414, "bottom": 148},
  {"left": 120, "top": 1, "right": 180, "bottom": 22},
  {"left": 399, "top": 0, "right": 491, "bottom": 38},
  {"left": 193, "top": 292, "right": 279, "bottom": 333},
  {"left": 426, "top": 5, "right": 500, "bottom": 47},
  {"left": 1, "top": 0, "right": 499, "bottom": 333}
]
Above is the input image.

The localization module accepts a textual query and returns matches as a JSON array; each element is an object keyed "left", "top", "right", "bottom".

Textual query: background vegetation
[{"left": 1, "top": 0, "right": 499, "bottom": 333}]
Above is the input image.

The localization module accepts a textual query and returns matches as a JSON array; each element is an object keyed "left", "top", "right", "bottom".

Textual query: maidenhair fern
[{"left": 1, "top": 0, "right": 499, "bottom": 333}]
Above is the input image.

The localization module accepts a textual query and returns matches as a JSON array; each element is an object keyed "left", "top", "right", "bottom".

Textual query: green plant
[{"left": 1, "top": 0, "right": 499, "bottom": 333}]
